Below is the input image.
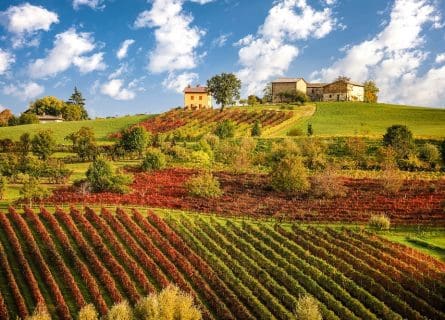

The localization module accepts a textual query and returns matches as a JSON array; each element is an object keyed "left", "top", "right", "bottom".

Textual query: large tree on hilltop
[
  {"left": 207, "top": 73, "right": 241, "bottom": 111},
  {"left": 364, "top": 80, "right": 380, "bottom": 103},
  {"left": 67, "top": 87, "right": 89, "bottom": 119}
]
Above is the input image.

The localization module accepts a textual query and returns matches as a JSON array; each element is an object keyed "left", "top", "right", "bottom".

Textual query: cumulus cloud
[
  {"left": 312, "top": 0, "right": 444, "bottom": 107},
  {"left": 134, "top": 0, "right": 205, "bottom": 73},
  {"left": 211, "top": 33, "right": 231, "bottom": 48},
  {"left": 0, "top": 49, "right": 15, "bottom": 75},
  {"left": 3, "top": 81, "right": 44, "bottom": 101},
  {"left": 100, "top": 79, "right": 135, "bottom": 100},
  {"left": 0, "top": 3, "right": 59, "bottom": 48},
  {"left": 73, "top": 0, "right": 105, "bottom": 10},
  {"left": 117, "top": 39, "right": 135, "bottom": 60},
  {"left": 28, "top": 28, "right": 106, "bottom": 78},
  {"left": 435, "top": 53, "right": 445, "bottom": 64},
  {"left": 236, "top": 0, "right": 337, "bottom": 94},
  {"left": 162, "top": 72, "right": 199, "bottom": 93}
]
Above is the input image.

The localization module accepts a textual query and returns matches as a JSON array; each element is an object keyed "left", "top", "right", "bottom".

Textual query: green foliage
[
  {"left": 299, "top": 138, "right": 327, "bottom": 170},
  {"left": 31, "top": 130, "right": 55, "bottom": 160},
  {"left": 66, "top": 127, "right": 97, "bottom": 161},
  {"left": 307, "top": 123, "right": 313, "bottom": 136},
  {"left": 270, "top": 155, "right": 309, "bottom": 194},
  {"left": 25, "top": 305, "right": 51, "bottom": 320},
  {"left": 287, "top": 128, "right": 304, "bottom": 136},
  {"left": 364, "top": 80, "right": 379, "bottom": 103},
  {"left": 266, "top": 138, "right": 300, "bottom": 167},
  {"left": 214, "top": 119, "right": 236, "bottom": 139},
  {"left": 85, "top": 158, "right": 132, "bottom": 193},
  {"left": 19, "top": 175, "right": 50, "bottom": 206},
  {"left": 207, "top": 73, "right": 241, "bottom": 110},
  {"left": 19, "top": 113, "right": 39, "bottom": 125},
  {"left": 0, "top": 175, "right": 6, "bottom": 200},
  {"left": 62, "top": 104, "right": 85, "bottom": 121},
  {"left": 134, "top": 285, "right": 202, "bottom": 320},
  {"left": 294, "top": 295, "right": 322, "bottom": 320},
  {"left": 376, "top": 146, "right": 397, "bottom": 170},
  {"left": 251, "top": 120, "right": 262, "bottom": 137},
  {"left": 418, "top": 143, "right": 440, "bottom": 168},
  {"left": 67, "top": 87, "right": 88, "bottom": 120},
  {"left": 189, "top": 150, "right": 212, "bottom": 167},
  {"left": 185, "top": 171, "right": 223, "bottom": 198},
  {"left": 262, "top": 83, "right": 273, "bottom": 103},
  {"left": 247, "top": 95, "right": 261, "bottom": 106},
  {"left": 368, "top": 214, "right": 391, "bottom": 230},
  {"left": 141, "top": 148, "right": 167, "bottom": 171},
  {"left": 107, "top": 301, "right": 133, "bottom": 320},
  {"left": 276, "top": 90, "right": 308, "bottom": 104},
  {"left": 18, "top": 132, "right": 32, "bottom": 157},
  {"left": 27, "top": 96, "right": 65, "bottom": 116},
  {"left": 383, "top": 125, "right": 414, "bottom": 159},
  {"left": 119, "top": 126, "right": 150, "bottom": 157},
  {"left": 78, "top": 304, "right": 99, "bottom": 320}
]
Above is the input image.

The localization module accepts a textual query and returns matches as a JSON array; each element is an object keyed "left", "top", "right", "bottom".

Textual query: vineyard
[
  {"left": 110, "top": 108, "right": 294, "bottom": 138},
  {"left": 47, "top": 168, "right": 445, "bottom": 225},
  {"left": 0, "top": 207, "right": 444, "bottom": 319}
]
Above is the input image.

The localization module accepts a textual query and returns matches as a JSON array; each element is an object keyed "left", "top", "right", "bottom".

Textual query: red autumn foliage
[{"left": 47, "top": 168, "right": 445, "bottom": 225}]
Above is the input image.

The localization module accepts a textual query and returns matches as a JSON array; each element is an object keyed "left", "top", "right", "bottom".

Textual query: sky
[{"left": 0, "top": 0, "right": 444, "bottom": 117}]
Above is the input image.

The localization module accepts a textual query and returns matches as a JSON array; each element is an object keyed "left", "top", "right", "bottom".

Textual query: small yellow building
[{"left": 184, "top": 86, "right": 212, "bottom": 110}]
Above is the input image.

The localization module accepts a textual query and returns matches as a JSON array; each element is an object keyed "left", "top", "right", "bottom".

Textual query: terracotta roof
[
  {"left": 272, "top": 77, "right": 306, "bottom": 83},
  {"left": 330, "top": 79, "right": 364, "bottom": 87},
  {"left": 184, "top": 86, "right": 208, "bottom": 93},
  {"left": 307, "top": 83, "right": 327, "bottom": 88}
]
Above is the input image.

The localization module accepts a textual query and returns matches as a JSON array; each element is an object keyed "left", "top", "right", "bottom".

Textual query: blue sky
[{"left": 0, "top": 0, "right": 444, "bottom": 117}]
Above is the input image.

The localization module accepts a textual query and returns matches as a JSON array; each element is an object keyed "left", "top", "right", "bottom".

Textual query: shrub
[
  {"left": 251, "top": 120, "right": 262, "bottom": 137},
  {"left": 266, "top": 138, "right": 300, "bottom": 167},
  {"left": 19, "top": 175, "right": 50, "bottom": 206},
  {"left": 419, "top": 143, "right": 440, "bottom": 168},
  {"left": 134, "top": 285, "right": 202, "bottom": 320},
  {"left": 398, "top": 154, "right": 425, "bottom": 171},
  {"left": 118, "top": 126, "right": 151, "bottom": 158},
  {"left": 294, "top": 295, "right": 322, "bottom": 320},
  {"left": 31, "top": 130, "right": 55, "bottom": 160},
  {"left": 299, "top": 138, "right": 326, "bottom": 170},
  {"left": 107, "top": 301, "right": 133, "bottom": 320},
  {"left": 141, "top": 148, "right": 166, "bottom": 171},
  {"left": 287, "top": 127, "right": 304, "bottom": 136},
  {"left": 215, "top": 140, "right": 239, "bottom": 165},
  {"left": 185, "top": 171, "right": 222, "bottom": 198},
  {"left": 66, "top": 127, "right": 97, "bottom": 161},
  {"left": 233, "top": 137, "right": 257, "bottom": 172},
  {"left": 376, "top": 146, "right": 397, "bottom": 170},
  {"left": 85, "top": 158, "right": 132, "bottom": 193},
  {"left": 383, "top": 125, "right": 414, "bottom": 159},
  {"left": 78, "top": 304, "right": 99, "bottom": 320},
  {"left": 0, "top": 175, "right": 6, "bottom": 200},
  {"left": 202, "top": 133, "right": 220, "bottom": 149},
  {"left": 307, "top": 124, "right": 313, "bottom": 136},
  {"left": 189, "top": 150, "right": 212, "bottom": 167},
  {"left": 311, "top": 166, "right": 347, "bottom": 198},
  {"left": 214, "top": 119, "right": 236, "bottom": 139},
  {"left": 270, "top": 155, "right": 309, "bottom": 194},
  {"left": 368, "top": 214, "right": 391, "bottom": 230},
  {"left": 380, "top": 168, "right": 404, "bottom": 194},
  {"left": 168, "top": 145, "right": 190, "bottom": 162}
]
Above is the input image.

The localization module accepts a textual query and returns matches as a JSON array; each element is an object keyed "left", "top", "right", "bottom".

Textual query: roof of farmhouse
[
  {"left": 272, "top": 78, "right": 306, "bottom": 83},
  {"left": 183, "top": 85, "right": 208, "bottom": 94}
]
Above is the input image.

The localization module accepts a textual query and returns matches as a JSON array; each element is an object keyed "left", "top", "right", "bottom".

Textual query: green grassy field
[
  {"left": 291, "top": 102, "right": 445, "bottom": 138},
  {"left": 0, "top": 115, "right": 150, "bottom": 144}
]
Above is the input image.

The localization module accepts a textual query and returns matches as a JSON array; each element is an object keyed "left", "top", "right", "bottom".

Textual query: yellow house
[{"left": 183, "top": 85, "right": 212, "bottom": 110}]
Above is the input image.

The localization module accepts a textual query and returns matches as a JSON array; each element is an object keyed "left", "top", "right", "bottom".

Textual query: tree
[
  {"left": 185, "top": 171, "right": 222, "bottom": 198},
  {"left": 214, "top": 119, "right": 236, "bottom": 139},
  {"left": 247, "top": 95, "right": 261, "bottom": 106},
  {"left": 134, "top": 285, "right": 202, "bottom": 320},
  {"left": 66, "top": 127, "right": 97, "bottom": 161},
  {"left": 270, "top": 155, "right": 310, "bottom": 194},
  {"left": 118, "top": 126, "right": 150, "bottom": 158},
  {"left": 383, "top": 125, "right": 414, "bottom": 159},
  {"left": 336, "top": 75, "right": 351, "bottom": 82},
  {"left": 141, "top": 148, "right": 166, "bottom": 171},
  {"left": 31, "top": 130, "right": 55, "bottom": 160},
  {"left": 263, "top": 83, "right": 273, "bottom": 103},
  {"left": 19, "top": 175, "right": 49, "bottom": 206},
  {"left": 85, "top": 157, "right": 132, "bottom": 193},
  {"left": 294, "top": 295, "right": 322, "bottom": 320},
  {"left": 207, "top": 73, "right": 241, "bottom": 111},
  {"left": 18, "top": 133, "right": 32, "bottom": 157},
  {"left": 307, "top": 124, "right": 313, "bottom": 136},
  {"left": 66, "top": 87, "right": 89, "bottom": 119},
  {"left": 364, "top": 80, "right": 379, "bottom": 103},
  {"left": 27, "top": 96, "right": 64, "bottom": 116},
  {"left": 251, "top": 120, "right": 262, "bottom": 137},
  {"left": 0, "top": 109, "right": 12, "bottom": 126},
  {"left": 19, "top": 113, "right": 39, "bottom": 125},
  {"left": 238, "top": 98, "right": 247, "bottom": 106},
  {"left": 62, "top": 103, "right": 84, "bottom": 121}
]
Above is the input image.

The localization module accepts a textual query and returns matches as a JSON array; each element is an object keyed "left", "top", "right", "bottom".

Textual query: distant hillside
[
  {"left": 291, "top": 102, "right": 445, "bottom": 138},
  {"left": 0, "top": 115, "right": 150, "bottom": 144}
]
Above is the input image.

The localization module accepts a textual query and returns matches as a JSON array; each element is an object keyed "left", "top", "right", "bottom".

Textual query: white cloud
[
  {"left": 435, "top": 53, "right": 445, "bottom": 64},
  {"left": 28, "top": 28, "right": 106, "bottom": 78},
  {"left": 162, "top": 72, "right": 198, "bottom": 93},
  {"left": 3, "top": 81, "right": 44, "bottom": 101},
  {"left": 0, "top": 49, "right": 15, "bottom": 74},
  {"left": 190, "top": 0, "right": 214, "bottom": 4},
  {"left": 73, "top": 0, "right": 105, "bottom": 10},
  {"left": 236, "top": 0, "right": 337, "bottom": 94},
  {"left": 312, "top": 0, "right": 445, "bottom": 107},
  {"left": 212, "top": 33, "right": 231, "bottom": 48},
  {"left": 0, "top": 3, "right": 59, "bottom": 48},
  {"left": 134, "top": 0, "right": 205, "bottom": 73},
  {"left": 100, "top": 79, "right": 135, "bottom": 100},
  {"left": 117, "top": 39, "right": 135, "bottom": 60},
  {"left": 108, "top": 63, "right": 129, "bottom": 80}
]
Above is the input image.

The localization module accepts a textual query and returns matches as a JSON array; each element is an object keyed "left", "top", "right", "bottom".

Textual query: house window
[
  {"left": 191, "top": 96, "right": 194, "bottom": 100},
  {"left": 199, "top": 96, "right": 203, "bottom": 100}
]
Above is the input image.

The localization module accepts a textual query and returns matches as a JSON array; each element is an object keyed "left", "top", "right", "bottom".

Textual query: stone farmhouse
[
  {"left": 183, "top": 85, "right": 212, "bottom": 110},
  {"left": 272, "top": 78, "right": 364, "bottom": 103}
]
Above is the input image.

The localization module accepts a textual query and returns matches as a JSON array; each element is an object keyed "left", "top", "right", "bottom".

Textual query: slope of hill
[
  {"left": 0, "top": 115, "right": 150, "bottom": 144},
  {"left": 292, "top": 102, "right": 445, "bottom": 138},
  {"left": 0, "top": 207, "right": 443, "bottom": 319}
]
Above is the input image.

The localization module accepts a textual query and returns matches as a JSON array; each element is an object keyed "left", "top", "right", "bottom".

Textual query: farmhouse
[
  {"left": 183, "top": 85, "right": 212, "bottom": 110},
  {"left": 272, "top": 78, "right": 365, "bottom": 102},
  {"left": 37, "top": 114, "right": 64, "bottom": 123}
]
